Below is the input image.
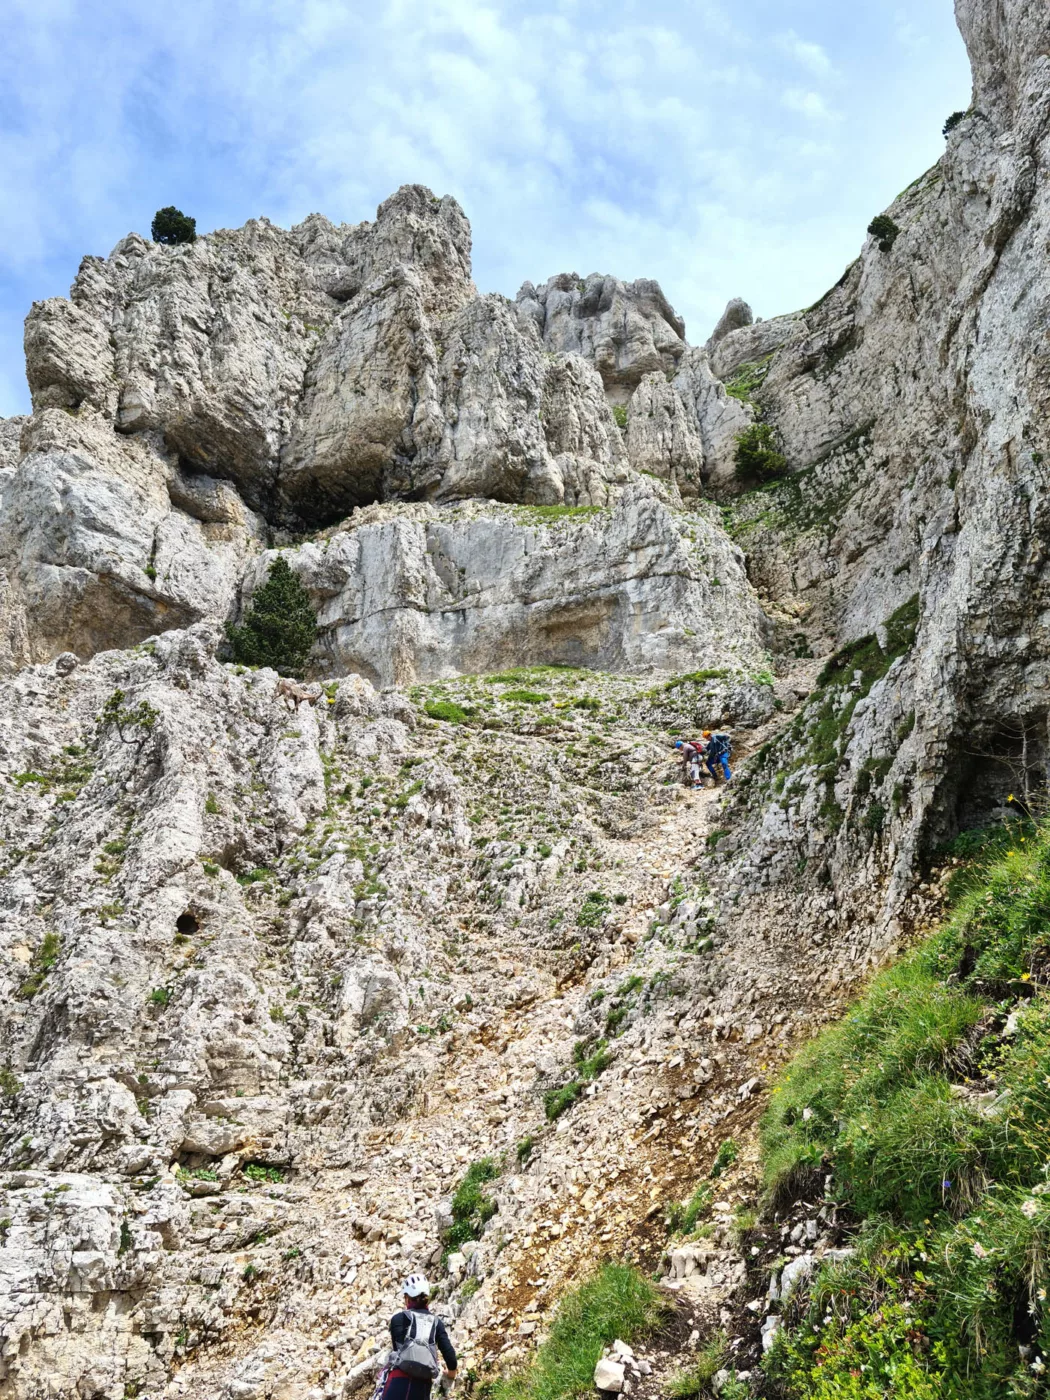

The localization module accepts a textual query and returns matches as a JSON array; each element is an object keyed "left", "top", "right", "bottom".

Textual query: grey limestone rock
[
  {"left": 707, "top": 297, "right": 753, "bottom": 347},
  {"left": 254, "top": 483, "right": 764, "bottom": 687},
  {"left": 707, "top": 312, "right": 804, "bottom": 383},
  {"left": 516, "top": 271, "right": 687, "bottom": 399},
  {"left": 0, "top": 416, "right": 25, "bottom": 471}
]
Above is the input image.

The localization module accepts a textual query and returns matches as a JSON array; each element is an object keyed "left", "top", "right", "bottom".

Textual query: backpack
[
  {"left": 709, "top": 732, "right": 732, "bottom": 759},
  {"left": 392, "top": 1310, "right": 441, "bottom": 1382}
]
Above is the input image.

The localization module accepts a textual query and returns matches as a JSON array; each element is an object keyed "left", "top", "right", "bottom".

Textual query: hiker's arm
[
  {"left": 435, "top": 1319, "right": 457, "bottom": 1374},
  {"left": 390, "top": 1312, "right": 408, "bottom": 1347}
]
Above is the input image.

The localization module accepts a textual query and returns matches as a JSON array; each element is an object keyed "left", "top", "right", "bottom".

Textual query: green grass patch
[
  {"left": 723, "top": 354, "right": 773, "bottom": 404},
  {"left": 15, "top": 931, "right": 60, "bottom": 999},
  {"left": 424, "top": 700, "right": 470, "bottom": 723},
  {"left": 664, "top": 1332, "right": 728, "bottom": 1398},
  {"left": 663, "top": 670, "right": 730, "bottom": 690},
  {"left": 500, "top": 690, "right": 549, "bottom": 705},
  {"left": 444, "top": 1158, "right": 499, "bottom": 1253},
  {"left": 710, "top": 1138, "right": 738, "bottom": 1179},
  {"left": 492, "top": 1264, "right": 668, "bottom": 1400},
  {"left": 514, "top": 505, "right": 604, "bottom": 523},
  {"left": 761, "top": 817, "right": 1050, "bottom": 1396},
  {"left": 544, "top": 1039, "right": 612, "bottom": 1121},
  {"left": 667, "top": 1183, "right": 713, "bottom": 1236}
]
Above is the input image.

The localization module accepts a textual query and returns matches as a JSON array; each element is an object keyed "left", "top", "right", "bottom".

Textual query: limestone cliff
[{"left": 0, "top": 0, "right": 1046, "bottom": 1396}]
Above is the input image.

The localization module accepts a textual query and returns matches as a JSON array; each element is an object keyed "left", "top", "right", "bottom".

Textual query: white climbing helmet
[{"left": 402, "top": 1273, "right": 431, "bottom": 1299}]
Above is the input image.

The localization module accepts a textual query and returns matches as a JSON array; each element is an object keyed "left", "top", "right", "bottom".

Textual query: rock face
[
  {"left": 0, "top": 638, "right": 800, "bottom": 1400},
  {"left": 4, "top": 185, "right": 766, "bottom": 677},
  {"left": 716, "top": 0, "right": 1050, "bottom": 925},
  {"left": 0, "top": 0, "right": 1047, "bottom": 1394},
  {"left": 515, "top": 273, "right": 748, "bottom": 491},
  {"left": 23, "top": 188, "right": 626, "bottom": 526},
  {"left": 251, "top": 488, "right": 761, "bottom": 687},
  {"left": 516, "top": 273, "right": 687, "bottom": 401},
  {"left": 706, "top": 311, "right": 802, "bottom": 383}
]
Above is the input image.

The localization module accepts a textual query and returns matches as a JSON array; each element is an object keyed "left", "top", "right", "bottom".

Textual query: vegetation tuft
[
  {"left": 762, "top": 816, "right": 1050, "bottom": 1396},
  {"left": 16, "top": 931, "right": 60, "bottom": 1000},
  {"left": 492, "top": 1264, "right": 668, "bottom": 1400},
  {"left": 544, "top": 1038, "right": 612, "bottom": 1120},
  {"left": 444, "top": 1158, "right": 499, "bottom": 1253},
  {"left": 665, "top": 1332, "right": 728, "bottom": 1398},
  {"left": 724, "top": 356, "right": 773, "bottom": 405},
  {"left": 425, "top": 699, "right": 470, "bottom": 723}
]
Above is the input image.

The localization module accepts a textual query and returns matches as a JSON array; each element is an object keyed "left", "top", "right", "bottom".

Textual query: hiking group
[
  {"left": 674, "top": 730, "right": 732, "bottom": 788},
  {"left": 374, "top": 1274, "right": 458, "bottom": 1400}
]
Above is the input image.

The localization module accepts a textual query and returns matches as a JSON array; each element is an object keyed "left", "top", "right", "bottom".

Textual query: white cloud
[
  {"left": 777, "top": 30, "right": 834, "bottom": 77},
  {"left": 783, "top": 88, "right": 835, "bottom": 122},
  {"left": 0, "top": 0, "right": 973, "bottom": 414}
]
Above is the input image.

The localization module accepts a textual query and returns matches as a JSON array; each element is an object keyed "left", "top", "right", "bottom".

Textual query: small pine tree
[
  {"left": 226, "top": 557, "right": 317, "bottom": 676},
  {"left": 943, "top": 110, "right": 967, "bottom": 137},
  {"left": 735, "top": 423, "right": 787, "bottom": 482},
  {"left": 867, "top": 214, "right": 901, "bottom": 253},
  {"left": 151, "top": 207, "right": 197, "bottom": 246}
]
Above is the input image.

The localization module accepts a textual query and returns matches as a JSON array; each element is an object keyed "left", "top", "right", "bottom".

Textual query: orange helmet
[{"left": 702, "top": 730, "right": 712, "bottom": 738}]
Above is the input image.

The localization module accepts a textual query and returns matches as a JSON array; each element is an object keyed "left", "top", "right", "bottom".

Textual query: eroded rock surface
[{"left": 0, "top": 0, "right": 1047, "bottom": 1395}]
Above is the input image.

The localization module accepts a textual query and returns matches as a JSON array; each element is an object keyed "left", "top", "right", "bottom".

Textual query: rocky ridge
[{"left": 0, "top": 0, "right": 1047, "bottom": 1394}]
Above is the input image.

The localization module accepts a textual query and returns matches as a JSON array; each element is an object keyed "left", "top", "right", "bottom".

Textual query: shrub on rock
[
  {"left": 226, "top": 557, "right": 317, "bottom": 676},
  {"left": 734, "top": 423, "right": 787, "bottom": 482},
  {"left": 867, "top": 214, "right": 901, "bottom": 252},
  {"left": 151, "top": 206, "right": 197, "bottom": 245}
]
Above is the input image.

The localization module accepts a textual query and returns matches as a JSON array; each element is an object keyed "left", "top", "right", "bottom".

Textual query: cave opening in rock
[{"left": 176, "top": 911, "right": 200, "bottom": 936}]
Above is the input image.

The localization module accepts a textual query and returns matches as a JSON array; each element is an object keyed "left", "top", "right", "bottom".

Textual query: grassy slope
[
  {"left": 492, "top": 1265, "right": 668, "bottom": 1400},
  {"left": 760, "top": 817, "right": 1050, "bottom": 1398}
]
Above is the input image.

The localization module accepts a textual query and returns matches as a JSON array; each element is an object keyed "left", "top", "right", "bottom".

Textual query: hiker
[
  {"left": 703, "top": 729, "right": 732, "bottom": 784},
  {"left": 377, "top": 1274, "right": 457, "bottom": 1400},
  {"left": 674, "top": 738, "right": 706, "bottom": 788}
]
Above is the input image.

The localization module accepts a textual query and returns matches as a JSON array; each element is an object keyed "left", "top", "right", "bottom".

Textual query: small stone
[{"left": 594, "top": 1358, "right": 626, "bottom": 1392}]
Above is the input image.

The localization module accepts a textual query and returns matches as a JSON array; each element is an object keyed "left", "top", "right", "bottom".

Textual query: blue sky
[{"left": 0, "top": 0, "right": 971, "bottom": 417}]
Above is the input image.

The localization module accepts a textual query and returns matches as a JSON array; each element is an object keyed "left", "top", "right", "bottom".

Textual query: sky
[{"left": 0, "top": 0, "right": 972, "bottom": 417}]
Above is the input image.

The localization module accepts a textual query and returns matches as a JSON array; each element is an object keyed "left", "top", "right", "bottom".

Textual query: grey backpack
[{"left": 392, "top": 1310, "right": 441, "bottom": 1382}]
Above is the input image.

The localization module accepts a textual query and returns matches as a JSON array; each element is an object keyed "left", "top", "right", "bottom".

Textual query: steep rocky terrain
[{"left": 0, "top": 0, "right": 1048, "bottom": 1395}]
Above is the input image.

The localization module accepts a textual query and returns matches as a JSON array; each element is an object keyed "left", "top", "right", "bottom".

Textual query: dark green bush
[
  {"left": 943, "top": 110, "right": 967, "bottom": 136},
  {"left": 734, "top": 423, "right": 787, "bottom": 482},
  {"left": 226, "top": 557, "right": 317, "bottom": 676},
  {"left": 867, "top": 214, "right": 901, "bottom": 252},
  {"left": 151, "top": 207, "right": 197, "bottom": 245}
]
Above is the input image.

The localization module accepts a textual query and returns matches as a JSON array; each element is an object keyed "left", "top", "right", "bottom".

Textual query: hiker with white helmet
[{"left": 376, "top": 1274, "right": 457, "bottom": 1400}]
